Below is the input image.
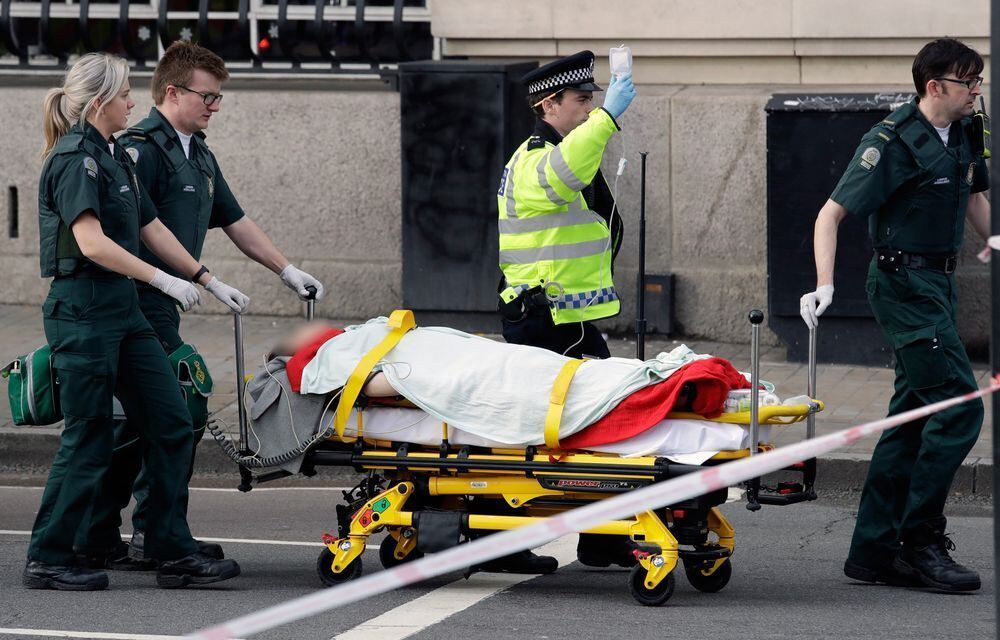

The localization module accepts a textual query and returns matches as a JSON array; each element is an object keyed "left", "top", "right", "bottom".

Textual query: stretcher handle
[
  {"left": 748, "top": 309, "right": 763, "bottom": 456},
  {"left": 807, "top": 324, "right": 817, "bottom": 439},
  {"left": 304, "top": 285, "right": 317, "bottom": 321},
  {"left": 233, "top": 310, "right": 249, "bottom": 453}
]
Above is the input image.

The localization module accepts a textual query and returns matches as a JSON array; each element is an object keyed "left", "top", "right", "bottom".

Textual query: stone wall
[{"left": 0, "top": 77, "right": 990, "bottom": 351}]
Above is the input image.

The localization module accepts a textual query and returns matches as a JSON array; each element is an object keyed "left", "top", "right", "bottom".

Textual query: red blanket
[
  {"left": 287, "top": 327, "right": 344, "bottom": 392},
  {"left": 560, "top": 357, "right": 750, "bottom": 450}
]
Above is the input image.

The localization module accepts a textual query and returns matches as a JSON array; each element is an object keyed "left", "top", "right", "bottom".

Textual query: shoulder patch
[
  {"left": 126, "top": 147, "right": 139, "bottom": 163},
  {"left": 859, "top": 146, "right": 881, "bottom": 171},
  {"left": 83, "top": 156, "right": 98, "bottom": 179},
  {"left": 526, "top": 135, "right": 546, "bottom": 151}
]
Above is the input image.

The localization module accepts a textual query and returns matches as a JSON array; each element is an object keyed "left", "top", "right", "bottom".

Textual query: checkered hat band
[
  {"left": 528, "top": 66, "right": 594, "bottom": 95},
  {"left": 553, "top": 287, "right": 619, "bottom": 310}
]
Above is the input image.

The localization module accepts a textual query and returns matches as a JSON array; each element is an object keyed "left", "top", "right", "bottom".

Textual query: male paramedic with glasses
[
  {"left": 76, "top": 41, "right": 326, "bottom": 569},
  {"left": 494, "top": 51, "right": 637, "bottom": 573},
  {"left": 800, "top": 38, "right": 990, "bottom": 592}
]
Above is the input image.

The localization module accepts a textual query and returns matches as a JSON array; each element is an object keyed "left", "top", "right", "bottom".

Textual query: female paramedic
[{"left": 23, "top": 53, "right": 243, "bottom": 591}]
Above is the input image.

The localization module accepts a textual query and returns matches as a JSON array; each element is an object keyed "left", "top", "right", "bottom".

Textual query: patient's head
[{"left": 267, "top": 321, "right": 338, "bottom": 360}]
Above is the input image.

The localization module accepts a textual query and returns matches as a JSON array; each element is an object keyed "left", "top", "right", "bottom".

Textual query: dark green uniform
[
  {"left": 31, "top": 122, "right": 199, "bottom": 564},
  {"left": 80, "top": 107, "right": 246, "bottom": 554},
  {"left": 830, "top": 99, "right": 987, "bottom": 569}
]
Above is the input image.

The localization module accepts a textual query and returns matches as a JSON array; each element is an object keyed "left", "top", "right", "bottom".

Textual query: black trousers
[{"left": 501, "top": 310, "right": 610, "bottom": 359}]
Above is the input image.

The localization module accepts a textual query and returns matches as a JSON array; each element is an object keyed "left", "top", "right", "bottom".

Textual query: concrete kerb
[{"left": 1, "top": 426, "right": 992, "bottom": 499}]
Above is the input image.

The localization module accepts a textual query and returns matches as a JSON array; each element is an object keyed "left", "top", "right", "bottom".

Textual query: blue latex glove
[{"left": 602, "top": 73, "right": 636, "bottom": 119}]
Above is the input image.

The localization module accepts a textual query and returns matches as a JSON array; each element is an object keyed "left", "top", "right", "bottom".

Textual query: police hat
[{"left": 522, "top": 50, "right": 603, "bottom": 96}]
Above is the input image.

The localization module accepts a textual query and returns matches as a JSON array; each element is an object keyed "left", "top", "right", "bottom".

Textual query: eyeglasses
[
  {"left": 935, "top": 76, "right": 984, "bottom": 90},
  {"left": 174, "top": 85, "right": 224, "bottom": 106}
]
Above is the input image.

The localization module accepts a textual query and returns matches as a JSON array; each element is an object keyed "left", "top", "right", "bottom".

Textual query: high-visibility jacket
[{"left": 498, "top": 108, "right": 621, "bottom": 325}]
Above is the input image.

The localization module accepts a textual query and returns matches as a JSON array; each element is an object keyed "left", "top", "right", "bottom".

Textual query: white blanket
[
  {"left": 332, "top": 407, "right": 762, "bottom": 465},
  {"left": 300, "top": 318, "right": 708, "bottom": 446}
]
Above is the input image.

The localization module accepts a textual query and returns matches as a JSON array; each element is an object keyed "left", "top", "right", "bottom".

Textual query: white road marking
[
  {"left": 331, "top": 535, "right": 579, "bottom": 640},
  {"left": 0, "top": 628, "right": 243, "bottom": 640},
  {"left": 0, "top": 530, "right": 377, "bottom": 550}
]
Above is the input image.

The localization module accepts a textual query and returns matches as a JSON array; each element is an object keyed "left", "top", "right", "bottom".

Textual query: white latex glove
[
  {"left": 280, "top": 264, "right": 325, "bottom": 301},
  {"left": 799, "top": 284, "right": 834, "bottom": 329},
  {"left": 204, "top": 276, "right": 250, "bottom": 313},
  {"left": 150, "top": 268, "right": 201, "bottom": 312}
]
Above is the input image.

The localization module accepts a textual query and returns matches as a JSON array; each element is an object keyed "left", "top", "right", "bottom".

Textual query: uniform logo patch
[
  {"left": 934, "top": 177, "right": 950, "bottom": 185},
  {"left": 207, "top": 176, "right": 214, "bottom": 199},
  {"left": 119, "top": 184, "right": 130, "bottom": 193},
  {"left": 967, "top": 162, "right": 976, "bottom": 185},
  {"left": 859, "top": 147, "right": 881, "bottom": 171},
  {"left": 183, "top": 185, "right": 196, "bottom": 193},
  {"left": 126, "top": 147, "right": 139, "bottom": 163},
  {"left": 83, "top": 156, "right": 98, "bottom": 179}
]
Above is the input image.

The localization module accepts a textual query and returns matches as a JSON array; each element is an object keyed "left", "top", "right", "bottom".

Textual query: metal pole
[
  {"left": 748, "top": 310, "right": 764, "bottom": 455},
  {"left": 234, "top": 311, "right": 248, "bottom": 452},
  {"left": 807, "top": 325, "right": 817, "bottom": 439},
  {"left": 989, "top": 5, "right": 999, "bottom": 635},
  {"left": 636, "top": 151, "right": 649, "bottom": 360}
]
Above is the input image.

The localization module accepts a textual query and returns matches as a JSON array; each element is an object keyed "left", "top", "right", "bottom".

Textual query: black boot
[
  {"left": 23, "top": 560, "right": 109, "bottom": 591},
  {"left": 132, "top": 530, "right": 225, "bottom": 562},
  {"left": 577, "top": 533, "right": 637, "bottom": 568},
  {"left": 156, "top": 552, "right": 241, "bottom": 589},
  {"left": 476, "top": 550, "right": 558, "bottom": 575},
  {"left": 893, "top": 519, "right": 980, "bottom": 592},
  {"left": 78, "top": 540, "right": 156, "bottom": 571},
  {"left": 843, "top": 557, "right": 924, "bottom": 587}
]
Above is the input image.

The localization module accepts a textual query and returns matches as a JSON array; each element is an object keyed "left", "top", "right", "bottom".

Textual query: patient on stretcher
[{"left": 242, "top": 316, "right": 812, "bottom": 477}]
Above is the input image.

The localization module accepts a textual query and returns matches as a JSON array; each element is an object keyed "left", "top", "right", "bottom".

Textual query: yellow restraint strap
[
  {"left": 543, "top": 358, "right": 585, "bottom": 449},
  {"left": 333, "top": 310, "right": 416, "bottom": 440}
]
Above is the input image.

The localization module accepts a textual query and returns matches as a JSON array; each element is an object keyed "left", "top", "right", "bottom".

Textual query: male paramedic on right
[
  {"left": 496, "top": 51, "right": 636, "bottom": 572},
  {"left": 800, "top": 38, "right": 990, "bottom": 593}
]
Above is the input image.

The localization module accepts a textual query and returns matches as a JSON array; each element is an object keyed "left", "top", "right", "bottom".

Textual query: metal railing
[{"left": 0, "top": 0, "right": 433, "bottom": 75}]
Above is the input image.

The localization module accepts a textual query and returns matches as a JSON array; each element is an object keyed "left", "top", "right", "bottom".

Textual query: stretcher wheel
[
  {"left": 379, "top": 534, "right": 423, "bottom": 569},
  {"left": 684, "top": 558, "right": 732, "bottom": 593},
  {"left": 627, "top": 565, "right": 675, "bottom": 606},
  {"left": 316, "top": 548, "right": 363, "bottom": 586}
]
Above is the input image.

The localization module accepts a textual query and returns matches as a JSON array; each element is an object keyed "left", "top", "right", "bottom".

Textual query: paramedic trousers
[
  {"left": 501, "top": 307, "right": 611, "bottom": 359},
  {"left": 76, "top": 287, "right": 199, "bottom": 554},
  {"left": 847, "top": 261, "right": 983, "bottom": 568},
  {"left": 31, "top": 276, "right": 198, "bottom": 564}
]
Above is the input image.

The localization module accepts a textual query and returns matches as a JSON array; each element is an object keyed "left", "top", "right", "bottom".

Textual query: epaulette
[
  {"left": 50, "top": 132, "right": 84, "bottom": 156},
  {"left": 124, "top": 127, "right": 147, "bottom": 141},
  {"left": 526, "top": 135, "right": 546, "bottom": 151}
]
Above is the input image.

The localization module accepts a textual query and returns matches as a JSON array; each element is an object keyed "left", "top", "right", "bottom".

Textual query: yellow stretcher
[{"left": 227, "top": 309, "right": 824, "bottom": 606}]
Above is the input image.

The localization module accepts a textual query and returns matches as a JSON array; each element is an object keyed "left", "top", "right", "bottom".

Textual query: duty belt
[{"left": 875, "top": 249, "right": 958, "bottom": 275}]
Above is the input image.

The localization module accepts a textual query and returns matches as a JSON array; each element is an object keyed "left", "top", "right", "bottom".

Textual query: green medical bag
[
  {"left": 2, "top": 345, "right": 61, "bottom": 426},
  {"left": 168, "top": 343, "right": 213, "bottom": 429}
]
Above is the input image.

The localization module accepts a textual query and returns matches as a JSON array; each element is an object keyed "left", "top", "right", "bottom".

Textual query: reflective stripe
[
  {"left": 552, "top": 287, "right": 619, "bottom": 310},
  {"left": 499, "top": 237, "right": 610, "bottom": 265},
  {"left": 536, "top": 153, "right": 573, "bottom": 206},
  {"left": 498, "top": 209, "right": 596, "bottom": 234},
  {"left": 503, "top": 153, "right": 520, "bottom": 218},
  {"left": 549, "top": 146, "right": 587, "bottom": 191}
]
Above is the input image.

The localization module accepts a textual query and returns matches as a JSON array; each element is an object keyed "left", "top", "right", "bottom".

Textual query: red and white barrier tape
[{"left": 187, "top": 376, "right": 1000, "bottom": 640}]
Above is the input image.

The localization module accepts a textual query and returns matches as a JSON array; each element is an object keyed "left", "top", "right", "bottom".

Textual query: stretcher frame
[{"left": 226, "top": 303, "right": 822, "bottom": 606}]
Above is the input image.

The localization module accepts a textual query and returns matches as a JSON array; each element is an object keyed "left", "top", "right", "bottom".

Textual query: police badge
[{"left": 207, "top": 176, "right": 214, "bottom": 198}]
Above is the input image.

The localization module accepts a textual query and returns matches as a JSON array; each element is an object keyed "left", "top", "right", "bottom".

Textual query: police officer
[
  {"left": 25, "top": 53, "right": 241, "bottom": 590},
  {"left": 492, "top": 51, "right": 636, "bottom": 573},
  {"left": 498, "top": 51, "right": 635, "bottom": 360},
  {"left": 800, "top": 38, "right": 991, "bottom": 592},
  {"left": 78, "top": 41, "right": 326, "bottom": 569}
]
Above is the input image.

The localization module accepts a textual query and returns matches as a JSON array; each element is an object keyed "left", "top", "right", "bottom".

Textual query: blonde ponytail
[{"left": 40, "top": 53, "right": 129, "bottom": 160}]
